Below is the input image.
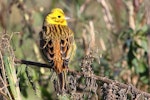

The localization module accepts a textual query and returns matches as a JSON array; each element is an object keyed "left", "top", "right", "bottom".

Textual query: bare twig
[
  {"left": 125, "top": 0, "right": 135, "bottom": 30},
  {"left": 82, "top": 29, "right": 89, "bottom": 55},
  {"left": 99, "top": 38, "right": 106, "bottom": 51},
  {"left": 97, "top": 0, "right": 114, "bottom": 32},
  {"left": 0, "top": 90, "right": 10, "bottom": 100},
  {"left": 14, "top": 58, "right": 52, "bottom": 69},
  {"left": 0, "top": 75, "right": 12, "bottom": 100},
  {"left": 89, "top": 21, "right": 95, "bottom": 51},
  {"left": 79, "top": 0, "right": 91, "bottom": 14},
  {"left": 82, "top": 21, "right": 96, "bottom": 55}
]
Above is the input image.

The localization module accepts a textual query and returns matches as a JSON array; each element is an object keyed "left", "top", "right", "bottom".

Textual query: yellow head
[{"left": 45, "top": 8, "right": 68, "bottom": 26}]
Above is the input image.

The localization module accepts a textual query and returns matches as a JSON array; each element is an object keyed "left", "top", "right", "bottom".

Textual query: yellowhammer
[{"left": 40, "top": 8, "right": 76, "bottom": 93}]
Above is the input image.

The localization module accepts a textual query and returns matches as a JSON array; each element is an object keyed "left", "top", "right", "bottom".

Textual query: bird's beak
[{"left": 65, "top": 16, "right": 70, "bottom": 20}]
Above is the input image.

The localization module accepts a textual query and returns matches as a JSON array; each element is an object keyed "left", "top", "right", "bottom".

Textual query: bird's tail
[{"left": 58, "top": 71, "right": 66, "bottom": 93}]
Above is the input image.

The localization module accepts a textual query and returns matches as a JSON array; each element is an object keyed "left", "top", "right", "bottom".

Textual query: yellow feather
[{"left": 45, "top": 8, "right": 68, "bottom": 26}]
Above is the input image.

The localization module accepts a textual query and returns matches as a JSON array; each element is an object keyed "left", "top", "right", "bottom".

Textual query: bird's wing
[
  {"left": 59, "top": 26, "right": 75, "bottom": 67},
  {"left": 39, "top": 25, "right": 55, "bottom": 67},
  {"left": 40, "top": 25, "right": 75, "bottom": 70}
]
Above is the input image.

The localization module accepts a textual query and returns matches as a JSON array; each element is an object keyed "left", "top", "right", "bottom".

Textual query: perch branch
[
  {"left": 14, "top": 58, "right": 150, "bottom": 98},
  {"left": 14, "top": 58, "right": 52, "bottom": 69}
]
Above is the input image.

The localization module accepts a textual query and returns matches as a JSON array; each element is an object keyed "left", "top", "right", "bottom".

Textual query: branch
[
  {"left": 69, "top": 70, "right": 150, "bottom": 98},
  {"left": 14, "top": 58, "right": 52, "bottom": 69},
  {"left": 14, "top": 58, "right": 150, "bottom": 98}
]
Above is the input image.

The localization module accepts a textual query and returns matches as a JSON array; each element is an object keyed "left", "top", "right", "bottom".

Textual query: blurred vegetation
[{"left": 0, "top": 0, "right": 150, "bottom": 100}]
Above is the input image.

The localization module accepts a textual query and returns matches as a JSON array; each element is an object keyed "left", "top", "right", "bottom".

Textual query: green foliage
[
  {"left": 120, "top": 27, "right": 149, "bottom": 84},
  {"left": 3, "top": 55, "right": 21, "bottom": 100}
]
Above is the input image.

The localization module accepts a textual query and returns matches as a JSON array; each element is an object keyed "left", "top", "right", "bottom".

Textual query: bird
[{"left": 39, "top": 8, "right": 76, "bottom": 93}]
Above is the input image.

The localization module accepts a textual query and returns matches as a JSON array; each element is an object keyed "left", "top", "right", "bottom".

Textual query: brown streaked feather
[
  {"left": 40, "top": 24, "right": 75, "bottom": 92},
  {"left": 40, "top": 24, "right": 74, "bottom": 73}
]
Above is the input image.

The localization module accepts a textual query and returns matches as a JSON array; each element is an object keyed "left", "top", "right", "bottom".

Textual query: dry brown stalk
[{"left": 97, "top": 0, "right": 114, "bottom": 32}]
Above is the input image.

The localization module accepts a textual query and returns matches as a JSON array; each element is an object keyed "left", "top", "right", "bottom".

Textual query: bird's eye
[{"left": 58, "top": 16, "right": 61, "bottom": 18}]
